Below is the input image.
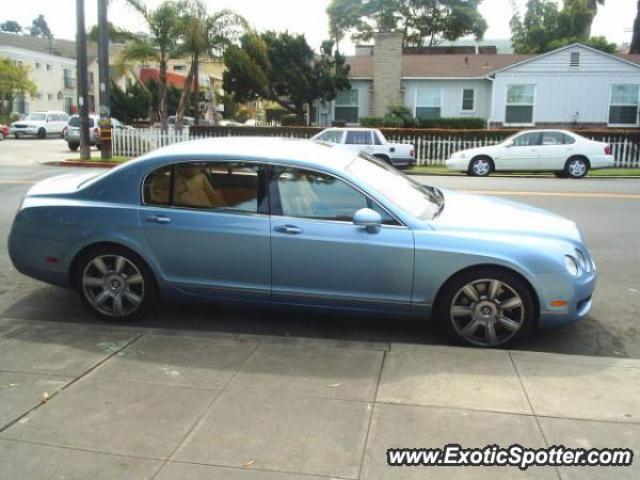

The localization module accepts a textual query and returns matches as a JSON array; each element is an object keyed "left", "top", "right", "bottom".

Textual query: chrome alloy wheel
[
  {"left": 567, "top": 159, "right": 587, "bottom": 178},
  {"left": 449, "top": 278, "right": 525, "bottom": 347},
  {"left": 82, "top": 255, "right": 144, "bottom": 317},
  {"left": 471, "top": 158, "right": 491, "bottom": 176}
]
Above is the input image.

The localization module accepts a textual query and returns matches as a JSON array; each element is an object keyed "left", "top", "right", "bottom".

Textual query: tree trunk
[
  {"left": 158, "top": 53, "right": 168, "bottom": 131},
  {"left": 306, "top": 101, "right": 313, "bottom": 126},
  {"left": 175, "top": 58, "right": 196, "bottom": 131},
  {"left": 193, "top": 56, "right": 200, "bottom": 125},
  {"left": 631, "top": 1, "right": 640, "bottom": 54}
]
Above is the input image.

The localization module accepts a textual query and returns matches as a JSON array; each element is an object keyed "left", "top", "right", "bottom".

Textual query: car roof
[{"left": 146, "top": 136, "right": 357, "bottom": 170}]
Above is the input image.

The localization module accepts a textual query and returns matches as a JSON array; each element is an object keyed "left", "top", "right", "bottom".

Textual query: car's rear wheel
[
  {"left": 37, "top": 128, "right": 46, "bottom": 139},
  {"left": 73, "top": 245, "right": 156, "bottom": 321},
  {"left": 468, "top": 157, "right": 492, "bottom": 177},
  {"left": 437, "top": 269, "right": 534, "bottom": 348},
  {"left": 14, "top": 133, "right": 20, "bottom": 139},
  {"left": 564, "top": 157, "right": 589, "bottom": 179},
  {"left": 68, "top": 142, "right": 79, "bottom": 151}
]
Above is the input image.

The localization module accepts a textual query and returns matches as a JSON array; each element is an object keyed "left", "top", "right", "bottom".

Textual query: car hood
[
  {"left": 431, "top": 189, "right": 582, "bottom": 243},
  {"left": 12, "top": 120, "right": 42, "bottom": 127}
]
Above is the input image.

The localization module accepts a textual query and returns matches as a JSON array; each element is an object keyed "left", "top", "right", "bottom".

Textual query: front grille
[{"left": 13, "top": 124, "right": 27, "bottom": 128}]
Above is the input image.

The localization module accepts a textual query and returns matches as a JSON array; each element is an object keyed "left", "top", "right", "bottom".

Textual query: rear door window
[{"left": 345, "top": 130, "right": 372, "bottom": 145}]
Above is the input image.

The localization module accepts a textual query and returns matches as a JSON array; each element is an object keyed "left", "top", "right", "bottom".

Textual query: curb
[
  {"left": 41, "top": 160, "right": 121, "bottom": 168},
  {"left": 405, "top": 171, "right": 640, "bottom": 179}
]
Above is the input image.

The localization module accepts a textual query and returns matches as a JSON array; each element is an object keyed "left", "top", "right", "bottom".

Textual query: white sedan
[{"left": 446, "top": 130, "right": 615, "bottom": 178}]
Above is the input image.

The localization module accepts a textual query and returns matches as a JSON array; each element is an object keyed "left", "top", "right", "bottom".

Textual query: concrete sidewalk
[{"left": 0, "top": 317, "right": 638, "bottom": 480}]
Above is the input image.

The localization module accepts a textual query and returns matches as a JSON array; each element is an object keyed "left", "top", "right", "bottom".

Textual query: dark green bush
[
  {"left": 281, "top": 114, "right": 307, "bottom": 126},
  {"left": 360, "top": 115, "right": 486, "bottom": 129},
  {"left": 416, "top": 117, "right": 486, "bottom": 129}
]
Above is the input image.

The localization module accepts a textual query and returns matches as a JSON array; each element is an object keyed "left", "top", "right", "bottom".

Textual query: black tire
[
  {"left": 435, "top": 268, "right": 535, "bottom": 348},
  {"left": 37, "top": 128, "right": 46, "bottom": 139},
  {"left": 564, "top": 156, "right": 589, "bottom": 179},
  {"left": 95, "top": 143, "right": 101, "bottom": 151},
  {"left": 68, "top": 142, "right": 79, "bottom": 151},
  {"left": 468, "top": 156, "right": 493, "bottom": 177},
  {"left": 72, "top": 245, "right": 157, "bottom": 322},
  {"left": 14, "top": 133, "right": 20, "bottom": 139}
]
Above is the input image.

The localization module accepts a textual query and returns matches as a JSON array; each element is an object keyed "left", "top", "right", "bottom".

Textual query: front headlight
[
  {"left": 575, "top": 249, "right": 591, "bottom": 273},
  {"left": 564, "top": 255, "right": 580, "bottom": 277}
]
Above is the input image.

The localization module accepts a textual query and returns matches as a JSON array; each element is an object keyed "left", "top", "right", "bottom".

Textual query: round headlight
[{"left": 564, "top": 255, "right": 580, "bottom": 277}]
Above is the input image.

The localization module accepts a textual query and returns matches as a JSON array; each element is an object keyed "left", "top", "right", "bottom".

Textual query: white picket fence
[
  {"left": 113, "top": 126, "right": 640, "bottom": 167},
  {"left": 113, "top": 127, "right": 191, "bottom": 157}
]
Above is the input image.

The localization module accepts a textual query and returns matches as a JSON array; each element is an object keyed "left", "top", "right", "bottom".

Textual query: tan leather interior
[{"left": 173, "top": 166, "right": 257, "bottom": 210}]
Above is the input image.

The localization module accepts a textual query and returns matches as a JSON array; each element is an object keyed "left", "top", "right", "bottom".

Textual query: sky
[{"left": 0, "top": 0, "right": 636, "bottom": 53}]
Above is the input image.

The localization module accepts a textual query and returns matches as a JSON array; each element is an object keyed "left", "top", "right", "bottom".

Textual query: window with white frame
[
  {"left": 609, "top": 84, "right": 639, "bottom": 125},
  {"left": 462, "top": 88, "right": 475, "bottom": 112},
  {"left": 505, "top": 84, "right": 535, "bottom": 124},
  {"left": 334, "top": 89, "right": 359, "bottom": 124},
  {"left": 415, "top": 88, "right": 441, "bottom": 119}
]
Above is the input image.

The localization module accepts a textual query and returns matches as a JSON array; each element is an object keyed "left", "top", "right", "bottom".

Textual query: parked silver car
[{"left": 64, "top": 115, "right": 124, "bottom": 151}]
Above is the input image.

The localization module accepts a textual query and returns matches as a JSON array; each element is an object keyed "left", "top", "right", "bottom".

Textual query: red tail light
[
  {"left": 604, "top": 144, "right": 611, "bottom": 155},
  {"left": 410, "top": 147, "right": 415, "bottom": 158}
]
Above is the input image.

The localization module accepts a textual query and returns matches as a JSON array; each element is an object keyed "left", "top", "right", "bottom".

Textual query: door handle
[
  {"left": 145, "top": 215, "right": 171, "bottom": 224},
  {"left": 274, "top": 224, "right": 303, "bottom": 234}
]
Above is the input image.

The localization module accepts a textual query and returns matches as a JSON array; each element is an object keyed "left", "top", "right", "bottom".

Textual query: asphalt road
[{"left": 1, "top": 138, "right": 639, "bottom": 358}]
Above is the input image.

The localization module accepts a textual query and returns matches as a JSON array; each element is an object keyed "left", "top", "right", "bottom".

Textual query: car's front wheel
[
  {"left": 468, "top": 157, "right": 492, "bottom": 177},
  {"left": 37, "top": 128, "right": 46, "bottom": 139},
  {"left": 437, "top": 269, "right": 534, "bottom": 348},
  {"left": 564, "top": 157, "right": 589, "bottom": 179},
  {"left": 68, "top": 142, "right": 79, "bottom": 151},
  {"left": 73, "top": 245, "right": 156, "bottom": 321}
]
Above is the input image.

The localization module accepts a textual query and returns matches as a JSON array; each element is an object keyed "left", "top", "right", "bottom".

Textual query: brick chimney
[{"left": 372, "top": 32, "right": 403, "bottom": 117}]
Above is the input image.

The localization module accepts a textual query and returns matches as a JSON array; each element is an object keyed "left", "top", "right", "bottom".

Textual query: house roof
[
  {"left": 346, "top": 48, "right": 640, "bottom": 79},
  {"left": 139, "top": 67, "right": 190, "bottom": 89},
  {"left": 0, "top": 32, "right": 97, "bottom": 60}
]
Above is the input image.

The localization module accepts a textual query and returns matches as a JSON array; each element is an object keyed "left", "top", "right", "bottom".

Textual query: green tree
[
  {"left": 631, "top": 0, "right": 640, "bottom": 54},
  {"left": 173, "top": 0, "right": 248, "bottom": 129},
  {"left": 0, "top": 57, "right": 37, "bottom": 115},
  {"left": 29, "top": 14, "right": 52, "bottom": 40},
  {"left": 120, "top": 0, "right": 182, "bottom": 130},
  {"left": 327, "top": 0, "right": 487, "bottom": 47},
  {"left": 223, "top": 32, "right": 350, "bottom": 125},
  {"left": 110, "top": 79, "right": 150, "bottom": 124},
  {"left": 0, "top": 20, "right": 22, "bottom": 34},
  {"left": 511, "top": 0, "right": 616, "bottom": 53}
]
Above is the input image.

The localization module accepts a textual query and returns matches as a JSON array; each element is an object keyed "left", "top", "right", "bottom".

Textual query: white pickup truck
[{"left": 311, "top": 127, "right": 416, "bottom": 169}]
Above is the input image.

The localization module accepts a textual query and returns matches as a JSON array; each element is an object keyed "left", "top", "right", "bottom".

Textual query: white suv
[{"left": 10, "top": 111, "right": 69, "bottom": 139}]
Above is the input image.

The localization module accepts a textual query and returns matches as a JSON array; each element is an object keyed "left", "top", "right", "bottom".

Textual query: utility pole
[
  {"left": 97, "top": 0, "right": 112, "bottom": 159},
  {"left": 75, "top": 0, "right": 91, "bottom": 160}
]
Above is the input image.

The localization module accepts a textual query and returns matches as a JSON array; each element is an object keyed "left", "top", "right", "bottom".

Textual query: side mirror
[{"left": 353, "top": 208, "right": 382, "bottom": 233}]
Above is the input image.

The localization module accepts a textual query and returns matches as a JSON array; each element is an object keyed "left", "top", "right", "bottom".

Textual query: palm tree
[
  {"left": 120, "top": 0, "right": 181, "bottom": 130},
  {"left": 174, "top": 0, "right": 247, "bottom": 129},
  {"left": 631, "top": 0, "right": 640, "bottom": 53}
]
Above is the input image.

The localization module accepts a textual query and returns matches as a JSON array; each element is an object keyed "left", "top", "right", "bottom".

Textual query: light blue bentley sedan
[{"left": 9, "top": 137, "right": 597, "bottom": 347}]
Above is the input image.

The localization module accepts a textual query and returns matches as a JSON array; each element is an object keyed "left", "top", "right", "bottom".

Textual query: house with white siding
[{"left": 317, "top": 33, "right": 640, "bottom": 129}]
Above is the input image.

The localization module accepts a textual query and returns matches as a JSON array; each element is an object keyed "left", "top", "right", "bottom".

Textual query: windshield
[
  {"left": 26, "top": 113, "right": 46, "bottom": 121},
  {"left": 347, "top": 154, "right": 443, "bottom": 221}
]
